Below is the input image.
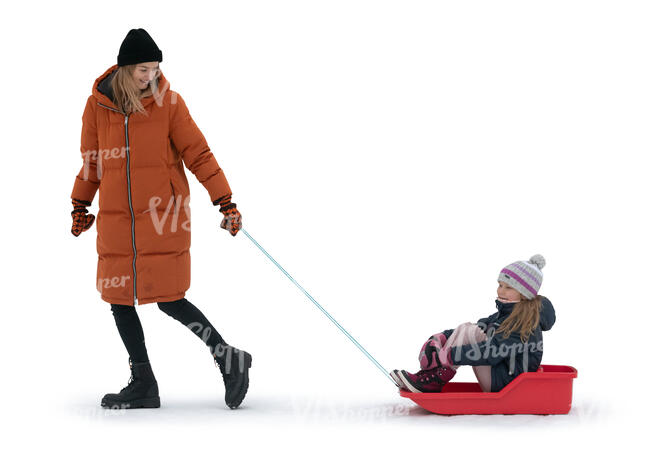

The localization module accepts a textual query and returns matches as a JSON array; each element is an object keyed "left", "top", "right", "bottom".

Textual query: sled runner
[{"left": 400, "top": 364, "right": 577, "bottom": 415}]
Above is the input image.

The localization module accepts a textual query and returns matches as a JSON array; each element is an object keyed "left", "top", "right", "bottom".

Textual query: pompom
[{"left": 529, "top": 254, "right": 546, "bottom": 270}]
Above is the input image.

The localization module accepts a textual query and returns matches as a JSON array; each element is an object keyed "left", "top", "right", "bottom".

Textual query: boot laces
[
  {"left": 214, "top": 355, "right": 235, "bottom": 384},
  {"left": 416, "top": 368, "right": 441, "bottom": 385},
  {"left": 121, "top": 358, "right": 138, "bottom": 392},
  {"left": 212, "top": 343, "right": 239, "bottom": 382}
]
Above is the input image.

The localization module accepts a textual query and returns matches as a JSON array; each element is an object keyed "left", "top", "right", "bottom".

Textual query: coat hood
[
  {"left": 92, "top": 64, "right": 170, "bottom": 111},
  {"left": 494, "top": 297, "right": 556, "bottom": 331},
  {"left": 538, "top": 296, "right": 556, "bottom": 331}
]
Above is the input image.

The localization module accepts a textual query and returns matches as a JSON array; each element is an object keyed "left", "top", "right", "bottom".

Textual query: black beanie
[{"left": 117, "top": 28, "right": 163, "bottom": 66}]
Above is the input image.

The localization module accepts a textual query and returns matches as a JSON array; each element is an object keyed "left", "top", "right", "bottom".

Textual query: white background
[{"left": 1, "top": 0, "right": 647, "bottom": 463}]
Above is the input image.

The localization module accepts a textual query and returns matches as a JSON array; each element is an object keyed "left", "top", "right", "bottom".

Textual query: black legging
[{"left": 110, "top": 298, "right": 226, "bottom": 363}]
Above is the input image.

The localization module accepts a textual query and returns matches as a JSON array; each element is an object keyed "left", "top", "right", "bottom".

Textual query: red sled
[{"left": 400, "top": 364, "right": 577, "bottom": 415}]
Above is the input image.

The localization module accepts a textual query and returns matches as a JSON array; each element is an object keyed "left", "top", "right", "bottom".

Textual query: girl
[
  {"left": 391, "top": 254, "right": 556, "bottom": 393},
  {"left": 70, "top": 28, "right": 251, "bottom": 409}
]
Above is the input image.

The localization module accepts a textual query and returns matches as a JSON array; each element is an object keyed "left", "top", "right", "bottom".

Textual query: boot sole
[
  {"left": 227, "top": 352, "right": 252, "bottom": 409},
  {"left": 101, "top": 396, "right": 161, "bottom": 409},
  {"left": 397, "top": 370, "right": 422, "bottom": 393},
  {"left": 390, "top": 370, "right": 407, "bottom": 390}
]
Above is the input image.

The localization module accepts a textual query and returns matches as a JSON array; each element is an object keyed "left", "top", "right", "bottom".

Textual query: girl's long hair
[
  {"left": 495, "top": 295, "right": 543, "bottom": 342},
  {"left": 110, "top": 64, "right": 161, "bottom": 115}
]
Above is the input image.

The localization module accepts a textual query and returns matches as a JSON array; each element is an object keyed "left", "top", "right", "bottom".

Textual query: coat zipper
[{"left": 97, "top": 102, "right": 138, "bottom": 305}]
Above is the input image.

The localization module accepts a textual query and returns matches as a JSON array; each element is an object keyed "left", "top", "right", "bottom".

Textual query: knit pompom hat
[{"left": 498, "top": 254, "right": 546, "bottom": 300}]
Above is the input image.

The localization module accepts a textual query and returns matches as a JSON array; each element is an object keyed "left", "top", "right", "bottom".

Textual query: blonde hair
[
  {"left": 495, "top": 295, "right": 542, "bottom": 342},
  {"left": 109, "top": 64, "right": 161, "bottom": 115}
]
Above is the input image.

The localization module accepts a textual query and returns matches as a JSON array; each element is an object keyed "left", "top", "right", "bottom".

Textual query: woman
[{"left": 70, "top": 28, "right": 252, "bottom": 409}]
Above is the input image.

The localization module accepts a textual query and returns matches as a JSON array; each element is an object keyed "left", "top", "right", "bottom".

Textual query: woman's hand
[
  {"left": 71, "top": 198, "right": 95, "bottom": 236},
  {"left": 215, "top": 194, "right": 241, "bottom": 236}
]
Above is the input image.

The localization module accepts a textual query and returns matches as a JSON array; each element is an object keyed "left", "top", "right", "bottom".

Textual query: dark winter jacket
[{"left": 441, "top": 296, "right": 556, "bottom": 392}]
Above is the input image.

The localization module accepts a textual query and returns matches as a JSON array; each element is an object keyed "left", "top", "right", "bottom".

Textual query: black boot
[
  {"left": 213, "top": 344, "right": 252, "bottom": 409},
  {"left": 101, "top": 358, "right": 161, "bottom": 409}
]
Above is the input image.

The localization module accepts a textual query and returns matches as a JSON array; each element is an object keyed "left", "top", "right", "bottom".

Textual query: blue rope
[{"left": 241, "top": 228, "right": 395, "bottom": 385}]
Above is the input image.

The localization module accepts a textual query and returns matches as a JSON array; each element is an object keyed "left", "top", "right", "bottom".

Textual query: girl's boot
[
  {"left": 397, "top": 366, "right": 457, "bottom": 393},
  {"left": 101, "top": 358, "right": 161, "bottom": 409}
]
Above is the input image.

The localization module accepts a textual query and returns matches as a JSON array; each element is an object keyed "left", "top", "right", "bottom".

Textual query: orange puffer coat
[{"left": 71, "top": 64, "right": 233, "bottom": 306}]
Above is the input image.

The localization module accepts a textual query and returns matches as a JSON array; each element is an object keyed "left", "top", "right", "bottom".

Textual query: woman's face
[
  {"left": 497, "top": 281, "right": 522, "bottom": 303},
  {"left": 132, "top": 62, "right": 160, "bottom": 90}
]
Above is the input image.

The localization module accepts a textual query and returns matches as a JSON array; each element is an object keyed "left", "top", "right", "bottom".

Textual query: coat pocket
[{"left": 169, "top": 179, "right": 176, "bottom": 209}]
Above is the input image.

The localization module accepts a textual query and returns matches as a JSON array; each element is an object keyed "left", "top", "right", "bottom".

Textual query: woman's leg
[
  {"left": 157, "top": 298, "right": 226, "bottom": 357},
  {"left": 158, "top": 298, "right": 252, "bottom": 409},
  {"left": 442, "top": 322, "right": 492, "bottom": 392},
  {"left": 110, "top": 303, "right": 150, "bottom": 363}
]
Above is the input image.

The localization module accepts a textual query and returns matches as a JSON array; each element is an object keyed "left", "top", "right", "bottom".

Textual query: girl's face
[
  {"left": 497, "top": 281, "right": 522, "bottom": 303},
  {"left": 132, "top": 62, "right": 160, "bottom": 90}
]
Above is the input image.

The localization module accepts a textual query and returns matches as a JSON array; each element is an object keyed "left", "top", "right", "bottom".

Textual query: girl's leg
[
  {"left": 110, "top": 303, "right": 150, "bottom": 363},
  {"left": 157, "top": 298, "right": 226, "bottom": 357},
  {"left": 472, "top": 365, "right": 492, "bottom": 392},
  {"left": 442, "top": 322, "right": 492, "bottom": 391},
  {"left": 443, "top": 322, "right": 487, "bottom": 368}
]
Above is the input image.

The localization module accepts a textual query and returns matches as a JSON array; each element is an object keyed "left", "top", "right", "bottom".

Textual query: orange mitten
[
  {"left": 213, "top": 194, "right": 241, "bottom": 237},
  {"left": 71, "top": 198, "right": 95, "bottom": 236}
]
